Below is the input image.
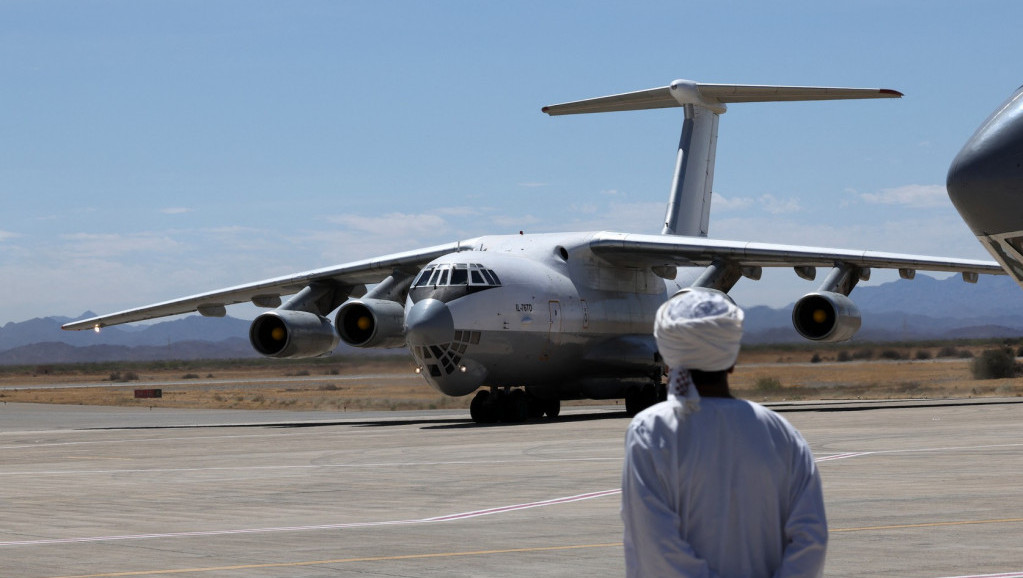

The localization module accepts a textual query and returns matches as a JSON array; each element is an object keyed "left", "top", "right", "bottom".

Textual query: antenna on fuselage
[{"left": 542, "top": 79, "right": 902, "bottom": 237}]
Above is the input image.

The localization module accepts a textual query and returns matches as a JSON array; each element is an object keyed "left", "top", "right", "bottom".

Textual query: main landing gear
[
  {"left": 469, "top": 388, "right": 561, "bottom": 424},
  {"left": 624, "top": 380, "right": 667, "bottom": 417}
]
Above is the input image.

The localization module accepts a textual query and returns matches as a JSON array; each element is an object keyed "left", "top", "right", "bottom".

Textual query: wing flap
[{"left": 588, "top": 232, "right": 1004, "bottom": 276}]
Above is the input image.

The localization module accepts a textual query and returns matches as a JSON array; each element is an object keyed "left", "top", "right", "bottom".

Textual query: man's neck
[
  {"left": 694, "top": 382, "right": 732, "bottom": 398},
  {"left": 689, "top": 368, "right": 734, "bottom": 398}
]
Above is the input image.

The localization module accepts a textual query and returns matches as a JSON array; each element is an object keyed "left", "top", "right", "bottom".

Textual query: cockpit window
[
  {"left": 413, "top": 263, "right": 502, "bottom": 287},
  {"left": 450, "top": 265, "right": 468, "bottom": 285},
  {"left": 413, "top": 265, "right": 436, "bottom": 287}
]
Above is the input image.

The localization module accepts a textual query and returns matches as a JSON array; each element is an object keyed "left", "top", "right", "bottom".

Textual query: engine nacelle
[
  {"left": 791, "top": 291, "right": 862, "bottom": 342},
  {"left": 335, "top": 298, "right": 406, "bottom": 348},
  {"left": 249, "top": 310, "right": 339, "bottom": 359}
]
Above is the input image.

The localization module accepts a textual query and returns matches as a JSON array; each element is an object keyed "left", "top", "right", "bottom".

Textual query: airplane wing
[
  {"left": 62, "top": 240, "right": 476, "bottom": 331},
  {"left": 588, "top": 232, "right": 1004, "bottom": 279}
]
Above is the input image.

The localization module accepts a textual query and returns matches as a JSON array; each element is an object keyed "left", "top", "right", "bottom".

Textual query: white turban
[{"left": 654, "top": 288, "right": 744, "bottom": 418}]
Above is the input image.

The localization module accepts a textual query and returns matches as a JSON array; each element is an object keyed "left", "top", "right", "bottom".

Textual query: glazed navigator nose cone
[{"left": 405, "top": 298, "right": 454, "bottom": 346}]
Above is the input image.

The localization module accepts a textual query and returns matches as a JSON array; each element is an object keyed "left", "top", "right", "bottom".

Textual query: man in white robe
[{"left": 622, "top": 289, "right": 827, "bottom": 577}]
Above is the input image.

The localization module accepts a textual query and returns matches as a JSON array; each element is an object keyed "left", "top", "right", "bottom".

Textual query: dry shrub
[{"left": 970, "top": 348, "right": 1019, "bottom": 380}]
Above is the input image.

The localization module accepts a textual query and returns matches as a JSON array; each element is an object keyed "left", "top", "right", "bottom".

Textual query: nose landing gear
[{"left": 469, "top": 388, "right": 561, "bottom": 424}]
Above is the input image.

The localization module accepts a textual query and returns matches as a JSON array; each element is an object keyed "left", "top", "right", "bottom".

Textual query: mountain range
[{"left": 3, "top": 274, "right": 1023, "bottom": 365}]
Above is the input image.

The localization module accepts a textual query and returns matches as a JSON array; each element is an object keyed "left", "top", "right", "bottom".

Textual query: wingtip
[{"left": 880, "top": 88, "right": 904, "bottom": 98}]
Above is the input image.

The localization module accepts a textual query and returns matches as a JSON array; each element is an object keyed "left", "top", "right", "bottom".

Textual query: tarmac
[{"left": 2, "top": 398, "right": 1023, "bottom": 577}]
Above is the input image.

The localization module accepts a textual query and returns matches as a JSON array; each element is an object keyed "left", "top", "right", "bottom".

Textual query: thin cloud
[
  {"left": 0, "top": 230, "right": 20, "bottom": 242},
  {"left": 568, "top": 202, "right": 599, "bottom": 214},
  {"left": 859, "top": 184, "right": 948, "bottom": 208},
  {"left": 58, "top": 232, "right": 186, "bottom": 258},
  {"left": 759, "top": 194, "right": 802, "bottom": 215},
  {"left": 491, "top": 214, "right": 541, "bottom": 229},
  {"left": 326, "top": 212, "right": 449, "bottom": 236},
  {"left": 713, "top": 194, "right": 755, "bottom": 211},
  {"left": 161, "top": 207, "right": 194, "bottom": 215},
  {"left": 518, "top": 182, "right": 549, "bottom": 188},
  {"left": 434, "top": 206, "right": 484, "bottom": 217}
]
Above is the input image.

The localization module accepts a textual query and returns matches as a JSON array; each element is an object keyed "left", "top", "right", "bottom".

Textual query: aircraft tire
[
  {"left": 625, "top": 384, "right": 659, "bottom": 417},
  {"left": 470, "top": 390, "right": 499, "bottom": 424},
  {"left": 625, "top": 388, "right": 642, "bottom": 416},
  {"left": 544, "top": 399, "right": 561, "bottom": 418},
  {"left": 500, "top": 389, "right": 529, "bottom": 423},
  {"left": 526, "top": 394, "right": 546, "bottom": 419},
  {"left": 641, "top": 383, "right": 658, "bottom": 409}
]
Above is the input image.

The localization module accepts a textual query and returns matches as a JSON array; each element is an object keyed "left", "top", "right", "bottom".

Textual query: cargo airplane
[{"left": 64, "top": 79, "right": 1005, "bottom": 423}]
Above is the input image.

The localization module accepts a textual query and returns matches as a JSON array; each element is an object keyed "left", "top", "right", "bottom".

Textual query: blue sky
[{"left": 3, "top": 1, "right": 1022, "bottom": 323}]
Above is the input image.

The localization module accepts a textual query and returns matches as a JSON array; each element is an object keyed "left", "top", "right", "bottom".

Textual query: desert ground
[{"left": 2, "top": 341, "right": 1021, "bottom": 412}]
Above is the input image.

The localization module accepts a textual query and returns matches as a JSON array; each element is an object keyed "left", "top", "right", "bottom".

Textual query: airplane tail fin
[{"left": 543, "top": 80, "right": 902, "bottom": 237}]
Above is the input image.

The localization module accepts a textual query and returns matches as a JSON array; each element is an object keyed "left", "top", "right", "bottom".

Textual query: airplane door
[{"left": 548, "top": 300, "right": 562, "bottom": 345}]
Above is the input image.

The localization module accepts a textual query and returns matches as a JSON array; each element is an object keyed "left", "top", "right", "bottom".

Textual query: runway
[{"left": 2, "top": 400, "right": 1022, "bottom": 577}]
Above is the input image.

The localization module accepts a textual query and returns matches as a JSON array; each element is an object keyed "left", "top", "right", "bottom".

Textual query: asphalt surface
[{"left": 2, "top": 399, "right": 1023, "bottom": 577}]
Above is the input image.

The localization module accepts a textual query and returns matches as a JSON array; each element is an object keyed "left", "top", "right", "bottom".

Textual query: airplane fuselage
[{"left": 403, "top": 232, "right": 692, "bottom": 400}]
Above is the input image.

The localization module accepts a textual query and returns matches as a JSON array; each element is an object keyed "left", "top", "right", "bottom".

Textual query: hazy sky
[{"left": 3, "top": 1, "right": 1022, "bottom": 323}]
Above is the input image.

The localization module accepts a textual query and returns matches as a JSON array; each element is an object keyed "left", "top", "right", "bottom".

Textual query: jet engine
[
  {"left": 335, "top": 298, "right": 406, "bottom": 348},
  {"left": 249, "top": 310, "right": 340, "bottom": 359},
  {"left": 791, "top": 291, "right": 861, "bottom": 342}
]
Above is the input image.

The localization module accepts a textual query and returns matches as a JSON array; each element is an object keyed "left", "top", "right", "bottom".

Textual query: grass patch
[{"left": 755, "top": 376, "right": 783, "bottom": 392}]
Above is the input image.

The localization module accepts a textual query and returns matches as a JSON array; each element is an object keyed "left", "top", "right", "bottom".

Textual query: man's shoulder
[
  {"left": 630, "top": 400, "right": 677, "bottom": 427},
  {"left": 628, "top": 398, "right": 795, "bottom": 431}
]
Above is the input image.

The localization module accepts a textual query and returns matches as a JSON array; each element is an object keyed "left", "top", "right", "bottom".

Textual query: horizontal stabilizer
[{"left": 542, "top": 79, "right": 902, "bottom": 116}]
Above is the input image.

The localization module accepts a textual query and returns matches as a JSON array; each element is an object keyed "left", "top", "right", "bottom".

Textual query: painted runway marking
[
  {"left": 43, "top": 542, "right": 625, "bottom": 578},
  {"left": 937, "top": 573, "right": 1023, "bottom": 578},
  {"left": 0, "top": 431, "right": 311, "bottom": 451},
  {"left": 1, "top": 442, "right": 890, "bottom": 478},
  {"left": 32, "top": 536, "right": 1023, "bottom": 578},
  {"left": 815, "top": 451, "right": 873, "bottom": 461},
  {"left": 813, "top": 442, "right": 1023, "bottom": 463},
  {"left": 0, "top": 456, "right": 620, "bottom": 477},
  {"left": 0, "top": 489, "right": 622, "bottom": 547},
  {"left": 832, "top": 517, "right": 1023, "bottom": 533}
]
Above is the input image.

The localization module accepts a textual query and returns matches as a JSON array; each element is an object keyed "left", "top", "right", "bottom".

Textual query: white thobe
[{"left": 622, "top": 398, "right": 827, "bottom": 578}]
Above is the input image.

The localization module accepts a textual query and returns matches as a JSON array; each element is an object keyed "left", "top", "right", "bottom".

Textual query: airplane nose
[
  {"left": 947, "top": 86, "right": 1023, "bottom": 236},
  {"left": 405, "top": 298, "right": 454, "bottom": 346}
]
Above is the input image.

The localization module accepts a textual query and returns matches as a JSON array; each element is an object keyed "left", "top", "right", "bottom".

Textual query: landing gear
[
  {"left": 624, "top": 381, "right": 665, "bottom": 417},
  {"left": 526, "top": 395, "right": 560, "bottom": 419},
  {"left": 470, "top": 390, "right": 498, "bottom": 423},
  {"left": 469, "top": 388, "right": 560, "bottom": 424},
  {"left": 543, "top": 398, "right": 561, "bottom": 418}
]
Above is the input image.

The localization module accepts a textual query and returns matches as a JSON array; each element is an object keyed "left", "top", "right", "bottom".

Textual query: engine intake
[
  {"left": 791, "top": 291, "right": 861, "bottom": 342},
  {"left": 336, "top": 298, "right": 406, "bottom": 348},
  {"left": 249, "top": 310, "right": 339, "bottom": 359}
]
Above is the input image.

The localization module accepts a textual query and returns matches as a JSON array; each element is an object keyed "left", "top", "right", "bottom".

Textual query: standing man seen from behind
[{"left": 621, "top": 288, "right": 827, "bottom": 577}]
